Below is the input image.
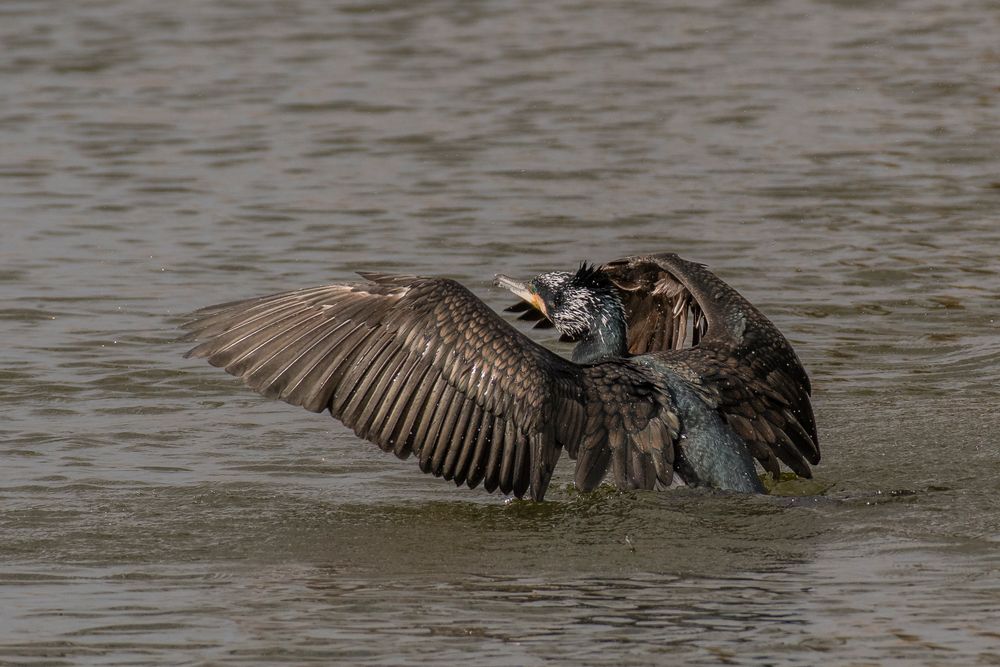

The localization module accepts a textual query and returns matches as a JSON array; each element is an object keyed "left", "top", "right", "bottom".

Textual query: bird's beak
[{"left": 494, "top": 274, "right": 548, "bottom": 316}]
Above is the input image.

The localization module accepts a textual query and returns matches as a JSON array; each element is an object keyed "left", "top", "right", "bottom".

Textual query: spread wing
[
  {"left": 599, "top": 253, "right": 819, "bottom": 479},
  {"left": 182, "top": 274, "right": 680, "bottom": 500}
]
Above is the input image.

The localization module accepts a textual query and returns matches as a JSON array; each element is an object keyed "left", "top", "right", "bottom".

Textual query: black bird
[{"left": 181, "top": 253, "right": 818, "bottom": 500}]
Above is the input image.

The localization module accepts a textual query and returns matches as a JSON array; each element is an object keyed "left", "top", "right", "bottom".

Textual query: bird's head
[{"left": 494, "top": 263, "right": 625, "bottom": 341}]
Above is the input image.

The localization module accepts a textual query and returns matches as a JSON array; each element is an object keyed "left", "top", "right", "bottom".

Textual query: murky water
[{"left": 2, "top": 0, "right": 999, "bottom": 664}]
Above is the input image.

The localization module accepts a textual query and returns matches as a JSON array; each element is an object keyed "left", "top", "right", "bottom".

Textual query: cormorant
[{"left": 181, "top": 253, "right": 818, "bottom": 500}]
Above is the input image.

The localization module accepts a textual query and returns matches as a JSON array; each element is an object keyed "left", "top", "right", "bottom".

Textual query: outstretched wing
[
  {"left": 182, "top": 274, "right": 679, "bottom": 499},
  {"left": 600, "top": 253, "right": 819, "bottom": 478}
]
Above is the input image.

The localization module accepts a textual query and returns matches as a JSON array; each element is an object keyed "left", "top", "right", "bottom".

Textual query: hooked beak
[{"left": 494, "top": 274, "right": 548, "bottom": 316}]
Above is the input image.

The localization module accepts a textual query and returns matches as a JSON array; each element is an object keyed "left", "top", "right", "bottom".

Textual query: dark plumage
[{"left": 181, "top": 253, "right": 818, "bottom": 500}]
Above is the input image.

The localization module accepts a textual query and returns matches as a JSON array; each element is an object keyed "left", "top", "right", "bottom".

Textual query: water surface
[{"left": 2, "top": 0, "right": 999, "bottom": 664}]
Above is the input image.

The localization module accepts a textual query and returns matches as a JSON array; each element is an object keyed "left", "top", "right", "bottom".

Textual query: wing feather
[
  {"left": 374, "top": 356, "right": 428, "bottom": 450},
  {"left": 501, "top": 253, "right": 817, "bottom": 481},
  {"left": 298, "top": 324, "right": 377, "bottom": 412},
  {"left": 185, "top": 256, "right": 815, "bottom": 499},
  {"left": 570, "top": 362, "right": 681, "bottom": 492},
  {"left": 440, "top": 398, "right": 477, "bottom": 480},
  {"left": 481, "top": 415, "right": 506, "bottom": 493},
  {"left": 183, "top": 276, "right": 587, "bottom": 500},
  {"left": 464, "top": 411, "right": 495, "bottom": 489},
  {"left": 420, "top": 383, "right": 458, "bottom": 473},
  {"left": 450, "top": 402, "right": 484, "bottom": 486},
  {"left": 354, "top": 346, "right": 412, "bottom": 440},
  {"left": 404, "top": 372, "right": 449, "bottom": 460},
  {"left": 598, "top": 253, "right": 820, "bottom": 480}
]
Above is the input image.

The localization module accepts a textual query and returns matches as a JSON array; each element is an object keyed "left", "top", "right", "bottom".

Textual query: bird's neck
[{"left": 571, "top": 313, "right": 628, "bottom": 364}]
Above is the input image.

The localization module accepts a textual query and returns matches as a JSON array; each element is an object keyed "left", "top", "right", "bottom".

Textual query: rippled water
[{"left": 3, "top": 0, "right": 999, "bottom": 664}]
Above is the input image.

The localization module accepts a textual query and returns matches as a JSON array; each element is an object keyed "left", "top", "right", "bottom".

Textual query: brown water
[{"left": 3, "top": 0, "right": 1000, "bottom": 664}]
